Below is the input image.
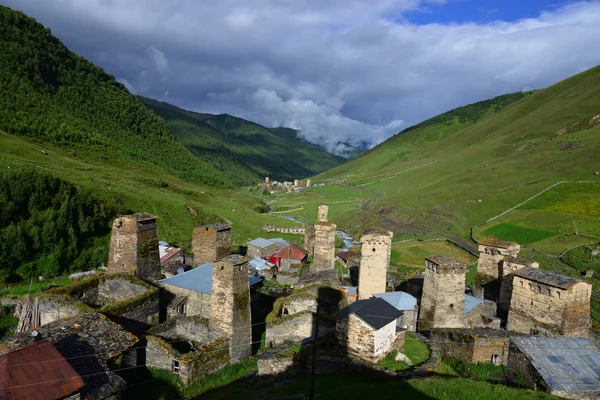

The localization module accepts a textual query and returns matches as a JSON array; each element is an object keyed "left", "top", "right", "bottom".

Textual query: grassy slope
[
  {"left": 313, "top": 67, "right": 600, "bottom": 240},
  {"left": 140, "top": 97, "right": 346, "bottom": 184}
]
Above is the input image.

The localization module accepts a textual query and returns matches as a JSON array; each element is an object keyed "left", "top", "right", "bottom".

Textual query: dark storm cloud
[{"left": 4, "top": 0, "right": 600, "bottom": 155}]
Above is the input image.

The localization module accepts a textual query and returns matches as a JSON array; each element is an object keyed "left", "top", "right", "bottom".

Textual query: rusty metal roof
[
  {"left": 0, "top": 341, "right": 85, "bottom": 400},
  {"left": 277, "top": 245, "right": 308, "bottom": 261}
]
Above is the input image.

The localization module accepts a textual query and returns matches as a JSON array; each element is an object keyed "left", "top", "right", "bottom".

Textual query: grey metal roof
[
  {"left": 248, "top": 238, "right": 276, "bottom": 248},
  {"left": 249, "top": 257, "right": 273, "bottom": 271},
  {"left": 374, "top": 291, "right": 417, "bottom": 311},
  {"left": 160, "top": 262, "right": 255, "bottom": 294},
  {"left": 335, "top": 298, "right": 403, "bottom": 330},
  {"left": 341, "top": 286, "right": 357, "bottom": 295},
  {"left": 464, "top": 294, "right": 485, "bottom": 314},
  {"left": 513, "top": 267, "right": 581, "bottom": 289},
  {"left": 512, "top": 336, "right": 600, "bottom": 393},
  {"left": 270, "top": 238, "right": 290, "bottom": 246}
]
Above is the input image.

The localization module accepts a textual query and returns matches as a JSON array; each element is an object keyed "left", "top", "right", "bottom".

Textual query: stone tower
[
  {"left": 210, "top": 255, "right": 252, "bottom": 363},
  {"left": 477, "top": 239, "right": 520, "bottom": 278},
  {"left": 497, "top": 257, "right": 539, "bottom": 320},
  {"left": 318, "top": 203, "right": 329, "bottom": 222},
  {"left": 265, "top": 176, "right": 269, "bottom": 183},
  {"left": 304, "top": 224, "right": 315, "bottom": 257},
  {"left": 192, "top": 224, "right": 232, "bottom": 266},
  {"left": 419, "top": 255, "right": 466, "bottom": 331},
  {"left": 306, "top": 179, "right": 312, "bottom": 187},
  {"left": 357, "top": 229, "right": 393, "bottom": 300},
  {"left": 312, "top": 204, "right": 336, "bottom": 272},
  {"left": 107, "top": 213, "right": 161, "bottom": 280},
  {"left": 294, "top": 179, "right": 299, "bottom": 186}
]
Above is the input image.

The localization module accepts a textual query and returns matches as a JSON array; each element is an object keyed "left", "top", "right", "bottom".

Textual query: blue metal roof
[
  {"left": 160, "top": 262, "right": 255, "bottom": 294},
  {"left": 512, "top": 336, "right": 600, "bottom": 393},
  {"left": 249, "top": 276, "right": 263, "bottom": 287},
  {"left": 248, "top": 257, "right": 272, "bottom": 271},
  {"left": 373, "top": 291, "right": 417, "bottom": 311},
  {"left": 270, "top": 238, "right": 290, "bottom": 246},
  {"left": 248, "top": 238, "right": 276, "bottom": 248},
  {"left": 341, "top": 286, "right": 357, "bottom": 295},
  {"left": 464, "top": 294, "right": 484, "bottom": 314}
]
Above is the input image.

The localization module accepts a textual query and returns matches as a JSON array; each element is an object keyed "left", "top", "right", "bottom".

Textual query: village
[{"left": 0, "top": 201, "right": 598, "bottom": 400}]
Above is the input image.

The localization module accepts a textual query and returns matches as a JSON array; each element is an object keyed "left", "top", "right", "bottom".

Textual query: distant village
[
  {"left": 258, "top": 176, "right": 323, "bottom": 193},
  {"left": 0, "top": 203, "right": 598, "bottom": 400}
]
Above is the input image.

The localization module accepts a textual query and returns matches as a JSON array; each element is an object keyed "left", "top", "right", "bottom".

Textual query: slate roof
[
  {"left": 160, "top": 262, "right": 256, "bottom": 294},
  {"left": 479, "top": 238, "right": 519, "bottom": 248},
  {"left": 512, "top": 336, "right": 600, "bottom": 394},
  {"left": 297, "top": 269, "right": 340, "bottom": 287},
  {"left": 374, "top": 291, "right": 418, "bottom": 311},
  {"left": 336, "top": 251, "right": 358, "bottom": 262},
  {"left": 513, "top": 267, "right": 582, "bottom": 289},
  {"left": 248, "top": 238, "right": 277, "bottom": 248},
  {"left": 0, "top": 341, "right": 85, "bottom": 400},
  {"left": 335, "top": 297, "right": 403, "bottom": 330},
  {"left": 426, "top": 255, "right": 461, "bottom": 266},
  {"left": 502, "top": 256, "right": 537, "bottom": 266},
  {"left": 126, "top": 213, "right": 157, "bottom": 222}
]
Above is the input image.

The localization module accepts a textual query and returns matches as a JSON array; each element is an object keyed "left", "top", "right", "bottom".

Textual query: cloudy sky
[{"left": 5, "top": 0, "right": 600, "bottom": 155}]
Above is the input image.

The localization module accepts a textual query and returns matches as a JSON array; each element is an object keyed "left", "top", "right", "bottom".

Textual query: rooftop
[
  {"left": 464, "top": 294, "right": 494, "bottom": 314},
  {"left": 248, "top": 238, "right": 278, "bottom": 248},
  {"left": 123, "top": 213, "right": 157, "bottom": 222},
  {"left": 512, "top": 336, "right": 600, "bottom": 394},
  {"left": 426, "top": 255, "right": 464, "bottom": 266},
  {"left": 335, "top": 297, "right": 403, "bottom": 330},
  {"left": 276, "top": 245, "right": 308, "bottom": 261},
  {"left": 297, "top": 269, "right": 340, "bottom": 287},
  {"left": 360, "top": 228, "right": 393, "bottom": 240},
  {"left": 513, "top": 267, "right": 583, "bottom": 289},
  {"left": 479, "top": 238, "right": 519, "bottom": 249},
  {"left": 159, "top": 245, "right": 182, "bottom": 263},
  {"left": 0, "top": 341, "right": 85, "bottom": 400},
  {"left": 201, "top": 223, "right": 231, "bottom": 231},
  {"left": 336, "top": 251, "right": 358, "bottom": 262},
  {"left": 502, "top": 256, "right": 538, "bottom": 266},
  {"left": 373, "top": 291, "right": 418, "bottom": 311},
  {"left": 160, "top": 262, "right": 257, "bottom": 294}
]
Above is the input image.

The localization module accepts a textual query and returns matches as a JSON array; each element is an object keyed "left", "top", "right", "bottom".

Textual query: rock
[
  {"left": 38, "top": 276, "right": 44, "bottom": 282},
  {"left": 478, "top": 199, "right": 482, "bottom": 203},
  {"left": 582, "top": 270, "right": 595, "bottom": 278},
  {"left": 570, "top": 122, "right": 581, "bottom": 129},
  {"left": 588, "top": 115, "right": 600, "bottom": 128},
  {"left": 395, "top": 351, "right": 413, "bottom": 366},
  {"left": 41, "top": 150, "right": 47, "bottom": 155},
  {"left": 554, "top": 128, "right": 567, "bottom": 136},
  {"left": 591, "top": 248, "right": 600, "bottom": 257},
  {"left": 595, "top": 172, "right": 599, "bottom": 176}
]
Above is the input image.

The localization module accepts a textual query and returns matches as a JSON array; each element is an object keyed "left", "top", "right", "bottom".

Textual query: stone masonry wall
[
  {"left": 136, "top": 219, "right": 161, "bottom": 280},
  {"left": 108, "top": 217, "right": 138, "bottom": 275},
  {"left": 192, "top": 225, "right": 232, "bottom": 266},
  {"left": 313, "top": 222, "right": 336, "bottom": 272},
  {"left": 162, "top": 283, "right": 211, "bottom": 319},
  {"left": 476, "top": 243, "right": 520, "bottom": 278},
  {"left": 336, "top": 313, "right": 374, "bottom": 361},
  {"left": 419, "top": 257, "right": 466, "bottom": 331},
  {"left": 210, "top": 255, "right": 252, "bottom": 362},
  {"left": 357, "top": 231, "right": 392, "bottom": 300},
  {"left": 472, "top": 337, "right": 510, "bottom": 365},
  {"left": 465, "top": 301, "right": 497, "bottom": 328},
  {"left": 37, "top": 297, "right": 83, "bottom": 326},
  {"left": 266, "top": 311, "right": 316, "bottom": 347},
  {"left": 506, "top": 278, "right": 591, "bottom": 337},
  {"left": 498, "top": 260, "right": 539, "bottom": 320},
  {"left": 304, "top": 225, "right": 315, "bottom": 257}
]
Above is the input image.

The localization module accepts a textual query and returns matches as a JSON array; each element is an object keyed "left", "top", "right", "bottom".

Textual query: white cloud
[{"left": 5, "top": 0, "right": 600, "bottom": 155}]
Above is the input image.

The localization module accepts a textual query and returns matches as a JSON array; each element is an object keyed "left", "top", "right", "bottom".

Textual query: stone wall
[
  {"left": 210, "top": 255, "right": 252, "bottom": 362},
  {"left": 336, "top": 314, "right": 400, "bottom": 363},
  {"left": 304, "top": 225, "right": 315, "bottom": 257},
  {"left": 465, "top": 300, "right": 497, "bottom": 328},
  {"left": 247, "top": 243, "right": 285, "bottom": 259},
  {"left": 506, "top": 342, "right": 546, "bottom": 391},
  {"left": 136, "top": 219, "right": 161, "bottom": 280},
  {"left": 506, "top": 278, "right": 591, "bottom": 337},
  {"left": 318, "top": 204, "right": 329, "bottom": 222},
  {"left": 419, "top": 256, "right": 466, "bottom": 331},
  {"left": 266, "top": 311, "right": 316, "bottom": 347},
  {"left": 312, "top": 222, "right": 336, "bottom": 272},
  {"left": 431, "top": 329, "right": 511, "bottom": 366},
  {"left": 36, "top": 296, "right": 83, "bottom": 326},
  {"left": 162, "top": 283, "right": 211, "bottom": 319},
  {"left": 497, "top": 260, "right": 539, "bottom": 319},
  {"left": 263, "top": 225, "right": 305, "bottom": 234},
  {"left": 357, "top": 231, "right": 392, "bottom": 300},
  {"left": 97, "top": 278, "right": 147, "bottom": 304},
  {"left": 192, "top": 225, "right": 232, "bottom": 266},
  {"left": 476, "top": 242, "right": 520, "bottom": 278}
]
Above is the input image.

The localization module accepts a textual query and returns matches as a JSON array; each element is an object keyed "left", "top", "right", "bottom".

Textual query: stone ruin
[
  {"left": 357, "top": 229, "right": 393, "bottom": 300},
  {"left": 192, "top": 223, "right": 232, "bottom": 266},
  {"left": 107, "top": 213, "right": 161, "bottom": 280}
]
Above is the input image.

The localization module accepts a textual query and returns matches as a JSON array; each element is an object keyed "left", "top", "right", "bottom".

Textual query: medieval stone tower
[
  {"left": 477, "top": 239, "right": 520, "bottom": 278},
  {"left": 210, "top": 255, "right": 252, "bottom": 363},
  {"left": 419, "top": 255, "right": 467, "bottom": 331},
  {"left": 306, "top": 179, "right": 312, "bottom": 187},
  {"left": 357, "top": 229, "right": 393, "bottom": 300},
  {"left": 265, "top": 176, "right": 269, "bottom": 183},
  {"left": 294, "top": 179, "right": 299, "bottom": 186},
  {"left": 107, "top": 213, "right": 161, "bottom": 280},
  {"left": 312, "top": 204, "right": 336, "bottom": 272},
  {"left": 192, "top": 224, "right": 232, "bottom": 266},
  {"left": 497, "top": 257, "right": 539, "bottom": 320},
  {"left": 304, "top": 224, "right": 315, "bottom": 257}
]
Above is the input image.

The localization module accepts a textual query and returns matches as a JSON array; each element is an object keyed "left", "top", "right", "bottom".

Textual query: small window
[
  {"left": 557, "top": 291, "right": 561, "bottom": 299},
  {"left": 537, "top": 286, "right": 542, "bottom": 293},
  {"left": 449, "top": 303, "right": 454, "bottom": 310},
  {"left": 546, "top": 289, "right": 551, "bottom": 296},
  {"left": 519, "top": 281, "right": 523, "bottom": 288},
  {"left": 528, "top": 283, "right": 532, "bottom": 291},
  {"left": 173, "top": 360, "right": 180, "bottom": 372},
  {"left": 372, "top": 248, "right": 376, "bottom": 252}
]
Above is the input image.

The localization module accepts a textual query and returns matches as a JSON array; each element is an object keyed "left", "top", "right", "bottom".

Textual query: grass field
[{"left": 378, "top": 332, "right": 430, "bottom": 371}]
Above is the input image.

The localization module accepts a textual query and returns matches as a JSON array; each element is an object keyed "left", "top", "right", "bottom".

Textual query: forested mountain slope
[{"left": 140, "top": 97, "right": 346, "bottom": 185}]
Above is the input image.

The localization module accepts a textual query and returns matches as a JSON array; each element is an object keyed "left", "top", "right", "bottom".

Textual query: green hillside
[
  {"left": 0, "top": 6, "right": 290, "bottom": 283},
  {"left": 140, "top": 97, "right": 346, "bottom": 185}
]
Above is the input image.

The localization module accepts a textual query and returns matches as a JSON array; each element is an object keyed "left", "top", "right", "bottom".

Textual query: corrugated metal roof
[
  {"left": 0, "top": 341, "right": 85, "bottom": 400},
  {"left": 249, "top": 257, "right": 273, "bottom": 271},
  {"left": 270, "top": 238, "right": 290, "bottom": 246},
  {"left": 340, "top": 286, "right": 357, "bottom": 295},
  {"left": 160, "top": 262, "right": 255, "bottom": 294},
  {"left": 248, "top": 238, "right": 276, "bottom": 248},
  {"left": 159, "top": 246, "right": 181, "bottom": 263},
  {"left": 464, "top": 294, "right": 485, "bottom": 314},
  {"left": 276, "top": 245, "right": 308, "bottom": 261},
  {"left": 512, "top": 336, "right": 600, "bottom": 393},
  {"left": 374, "top": 291, "right": 418, "bottom": 311}
]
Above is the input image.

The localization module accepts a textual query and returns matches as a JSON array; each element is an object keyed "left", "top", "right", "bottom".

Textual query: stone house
[
  {"left": 335, "top": 297, "right": 404, "bottom": 363},
  {"left": 419, "top": 256, "right": 467, "bottom": 331},
  {"left": 497, "top": 257, "right": 539, "bottom": 320},
  {"left": 271, "top": 244, "right": 308, "bottom": 271},
  {"left": 192, "top": 224, "right": 232, "bottom": 266},
  {"left": 107, "top": 213, "right": 161, "bottom": 280},
  {"left": 336, "top": 251, "right": 358, "bottom": 268},
  {"left": 146, "top": 316, "right": 230, "bottom": 386},
  {"left": 2, "top": 312, "right": 138, "bottom": 399},
  {"left": 431, "top": 328, "right": 515, "bottom": 366},
  {"left": 506, "top": 267, "right": 592, "bottom": 337},
  {"left": 464, "top": 294, "right": 500, "bottom": 329},
  {"left": 507, "top": 336, "right": 600, "bottom": 399},
  {"left": 0, "top": 341, "right": 85, "bottom": 400},
  {"left": 247, "top": 237, "right": 289, "bottom": 259},
  {"left": 476, "top": 238, "right": 520, "bottom": 278},
  {"left": 373, "top": 291, "right": 419, "bottom": 331},
  {"left": 357, "top": 229, "right": 393, "bottom": 300}
]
